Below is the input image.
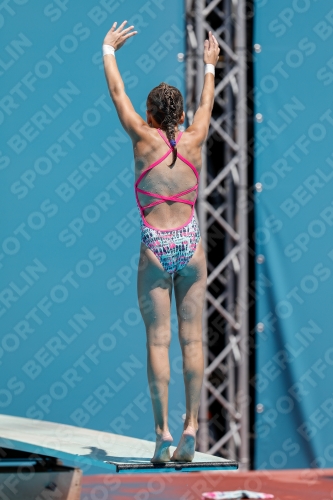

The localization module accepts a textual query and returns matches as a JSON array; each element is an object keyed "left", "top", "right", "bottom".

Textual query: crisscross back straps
[{"left": 135, "top": 128, "right": 199, "bottom": 213}]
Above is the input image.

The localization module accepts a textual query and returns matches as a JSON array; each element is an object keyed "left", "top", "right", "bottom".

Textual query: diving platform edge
[{"left": 0, "top": 414, "right": 238, "bottom": 474}]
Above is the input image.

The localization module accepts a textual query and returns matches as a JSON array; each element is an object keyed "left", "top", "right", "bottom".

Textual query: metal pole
[
  {"left": 224, "top": 0, "right": 236, "bottom": 461},
  {"left": 186, "top": 0, "right": 250, "bottom": 463},
  {"left": 195, "top": 0, "right": 209, "bottom": 453},
  {"left": 236, "top": 0, "right": 249, "bottom": 470}
]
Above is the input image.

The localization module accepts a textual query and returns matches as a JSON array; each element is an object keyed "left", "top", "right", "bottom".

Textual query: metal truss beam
[{"left": 185, "top": 0, "right": 249, "bottom": 469}]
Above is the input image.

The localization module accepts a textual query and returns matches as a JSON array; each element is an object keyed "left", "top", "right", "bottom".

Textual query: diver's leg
[
  {"left": 137, "top": 242, "right": 174, "bottom": 462},
  {"left": 172, "top": 239, "right": 207, "bottom": 461}
]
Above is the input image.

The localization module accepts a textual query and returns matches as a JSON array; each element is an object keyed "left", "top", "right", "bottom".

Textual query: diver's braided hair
[{"left": 147, "top": 83, "right": 183, "bottom": 167}]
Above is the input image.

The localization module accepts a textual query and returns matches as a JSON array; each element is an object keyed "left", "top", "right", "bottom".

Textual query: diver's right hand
[{"left": 203, "top": 31, "right": 220, "bottom": 66}]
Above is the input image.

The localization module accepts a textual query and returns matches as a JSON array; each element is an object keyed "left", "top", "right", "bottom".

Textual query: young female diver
[{"left": 103, "top": 21, "right": 219, "bottom": 462}]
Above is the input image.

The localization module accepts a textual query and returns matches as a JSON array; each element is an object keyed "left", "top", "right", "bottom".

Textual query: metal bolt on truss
[{"left": 185, "top": 0, "right": 249, "bottom": 469}]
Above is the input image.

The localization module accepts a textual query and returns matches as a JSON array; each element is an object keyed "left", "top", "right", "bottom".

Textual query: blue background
[{"left": 254, "top": 0, "right": 333, "bottom": 469}]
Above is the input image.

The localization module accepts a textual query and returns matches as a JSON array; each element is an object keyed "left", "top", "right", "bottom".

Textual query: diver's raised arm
[
  {"left": 102, "top": 21, "right": 148, "bottom": 142},
  {"left": 187, "top": 31, "right": 220, "bottom": 145}
]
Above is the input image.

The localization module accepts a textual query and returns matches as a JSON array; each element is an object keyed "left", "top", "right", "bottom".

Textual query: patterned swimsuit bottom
[
  {"left": 135, "top": 128, "right": 201, "bottom": 275},
  {"left": 140, "top": 211, "right": 201, "bottom": 275}
]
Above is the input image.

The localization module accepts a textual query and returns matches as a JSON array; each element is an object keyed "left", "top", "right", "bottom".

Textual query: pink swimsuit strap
[{"left": 135, "top": 129, "right": 199, "bottom": 216}]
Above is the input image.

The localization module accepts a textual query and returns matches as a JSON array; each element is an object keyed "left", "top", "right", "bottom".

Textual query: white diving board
[{"left": 0, "top": 414, "right": 238, "bottom": 474}]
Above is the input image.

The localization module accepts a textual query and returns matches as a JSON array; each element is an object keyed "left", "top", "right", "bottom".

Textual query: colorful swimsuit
[{"left": 135, "top": 128, "right": 201, "bottom": 275}]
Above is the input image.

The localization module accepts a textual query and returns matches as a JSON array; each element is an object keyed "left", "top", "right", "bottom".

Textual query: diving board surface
[{"left": 0, "top": 415, "right": 238, "bottom": 474}]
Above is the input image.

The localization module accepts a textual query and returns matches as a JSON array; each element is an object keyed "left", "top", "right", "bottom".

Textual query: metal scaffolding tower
[{"left": 185, "top": 0, "right": 250, "bottom": 468}]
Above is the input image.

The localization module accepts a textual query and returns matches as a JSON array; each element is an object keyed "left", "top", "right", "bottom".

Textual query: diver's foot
[
  {"left": 171, "top": 425, "right": 197, "bottom": 462},
  {"left": 150, "top": 431, "right": 173, "bottom": 463}
]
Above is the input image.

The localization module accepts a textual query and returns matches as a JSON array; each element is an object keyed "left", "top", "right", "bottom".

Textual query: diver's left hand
[{"left": 103, "top": 21, "right": 137, "bottom": 51}]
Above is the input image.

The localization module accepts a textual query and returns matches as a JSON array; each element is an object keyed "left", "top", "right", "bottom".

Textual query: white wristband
[
  {"left": 103, "top": 44, "right": 115, "bottom": 57},
  {"left": 205, "top": 63, "right": 215, "bottom": 76}
]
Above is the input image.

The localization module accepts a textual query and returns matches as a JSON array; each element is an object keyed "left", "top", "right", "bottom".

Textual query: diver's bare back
[{"left": 133, "top": 127, "right": 202, "bottom": 230}]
